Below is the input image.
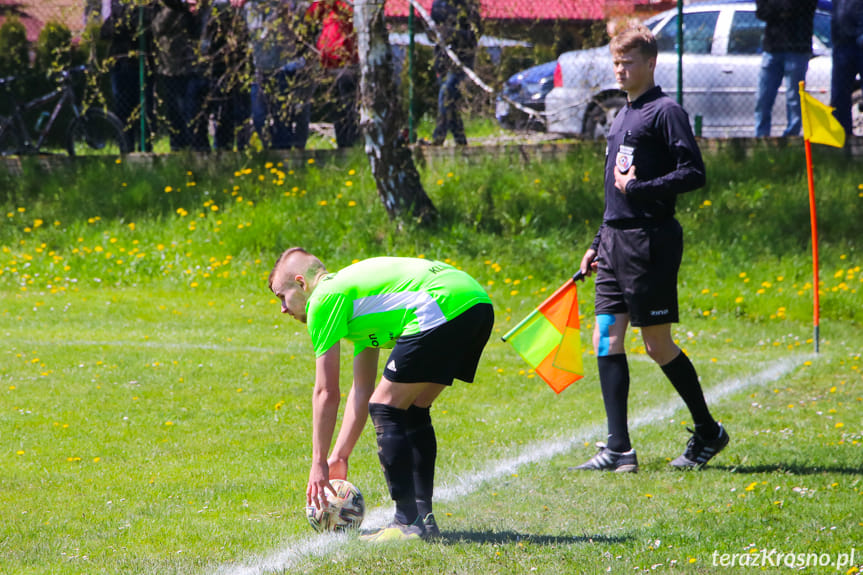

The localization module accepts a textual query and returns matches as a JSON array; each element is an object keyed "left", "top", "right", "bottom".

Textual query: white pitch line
[
  {"left": 11, "top": 339, "right": 293, "bottom": 355},
  {"left": 212, "top": 355, "right": 807, "bottom": 575}
]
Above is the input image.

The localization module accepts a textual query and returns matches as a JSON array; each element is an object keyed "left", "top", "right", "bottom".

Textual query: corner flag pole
[
  {"left": 803, "top": 137, "right": 820, "bottom": 353},
  {"left": 800, "top": 82, "right": 820, "bottom": 353}
]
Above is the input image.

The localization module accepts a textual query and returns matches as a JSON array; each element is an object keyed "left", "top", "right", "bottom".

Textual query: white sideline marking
[
  {"left": 212, "top": 356, "right": 806, "bottom": 575},
  {"left": 12, "top": 339, "right": 292, "bottom": 355}
]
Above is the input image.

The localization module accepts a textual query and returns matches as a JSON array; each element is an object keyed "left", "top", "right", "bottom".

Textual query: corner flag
[
  {"left": 502, "top": 275, "right": 584, "bottom": 393},
  {"left": 799, "top": 85, "right": 846, "bottom": 149},
  {"left": 798, "top": 82, "right": 845, "bottom": 353}
]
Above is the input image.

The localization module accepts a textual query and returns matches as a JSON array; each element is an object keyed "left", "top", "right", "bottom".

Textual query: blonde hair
[{"left": 610, "top": 24, "right": 657, "bottom": 60}]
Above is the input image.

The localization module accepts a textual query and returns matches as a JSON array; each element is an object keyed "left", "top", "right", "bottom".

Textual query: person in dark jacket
[
  {"left": 100, "top": 0, "right": 157, "bottom": 152},
  {"left": 153, "top": 0, "right": 210, "bottom": 151},
  {"left": 200, "top": 0, "right": 251, "bottom": 150},
  {"left": 754, "top": 0, "right": 817, "bottom": 137},
  {"left": 830, "top": 0, "right": 863, "bottom": 135},
  {"left": 573, "top": 25, "right": 728, "bottom": 474},
  {"left": 430, "top": 0, "right": 480, "bottom": 146}
]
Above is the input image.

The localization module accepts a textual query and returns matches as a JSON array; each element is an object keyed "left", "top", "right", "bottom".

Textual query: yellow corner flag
[{"left": 799, "top": 83, "right": 846, "bottom": 148}]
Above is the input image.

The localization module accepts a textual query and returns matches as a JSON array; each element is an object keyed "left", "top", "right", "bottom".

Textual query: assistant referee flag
[{"left": 502, "top": 277, "right": 584, "bottom": 393}]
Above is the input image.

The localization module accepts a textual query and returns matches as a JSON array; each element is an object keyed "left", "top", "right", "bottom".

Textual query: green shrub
[{"left": 0, "top": 16, "right": 29, "bottom": 77}]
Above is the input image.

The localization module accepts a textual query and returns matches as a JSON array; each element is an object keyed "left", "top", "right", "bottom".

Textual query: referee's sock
[
  {"left": 406, "top": 405, "right": 436, "bottom": 519},
  {"left": 369, "top": 403, "right": 418, "bottom": 525},
  {"left": 598, "top": 354, "right": 632, "bottom": 453},
  {"left": 661, "top": 352, "right": 720, "bottom": 440}
]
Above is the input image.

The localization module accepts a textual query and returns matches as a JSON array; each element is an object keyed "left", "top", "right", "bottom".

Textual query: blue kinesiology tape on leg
[{"left": 596, "top": 314, "right": 616, "bottom": 357}]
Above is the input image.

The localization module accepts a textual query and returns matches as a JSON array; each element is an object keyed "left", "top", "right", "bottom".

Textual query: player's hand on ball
[
  {"left": 307, "top": 461, "right": 335, "bottom": 511},
  {"left": 327, "top": 456, "right": 348, "bottom": 481}
]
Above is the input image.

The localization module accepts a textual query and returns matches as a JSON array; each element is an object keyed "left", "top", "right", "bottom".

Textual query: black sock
[
  {"left": 369, "top": 403, "right": 418, "bottom": 525},
  {"left": 661, "top": 352, "right": 719, "bottom": 439},
  {"left": 406, "top": 405, "right": 436, "bottom": 518},
  {"left": 598, "top": 354, "right": 631, "bottom": 452}
]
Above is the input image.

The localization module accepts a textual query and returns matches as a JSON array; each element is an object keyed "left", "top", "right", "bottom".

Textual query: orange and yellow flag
[
  {"left": 799, "top": 85, "right": 846, "bottom": 148},
  {"left": 502, "top": 279, "right": 584, "bottom": 393}
]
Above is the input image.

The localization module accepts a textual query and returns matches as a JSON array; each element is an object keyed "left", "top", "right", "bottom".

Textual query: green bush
[
  {"left": 34, "top": 20, "right": 75, "bottom": 74},
  {"left": 0, "top": 16, "right": 29, "bottom": 77}
]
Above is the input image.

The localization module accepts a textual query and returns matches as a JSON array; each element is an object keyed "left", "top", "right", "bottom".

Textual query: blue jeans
[
  {"left": 251, "top": 60, "right": 311, "bottom": 150},
  {"left": 754, "top": 51, "right": 810, "bottom": 137},
  {"left": 432, "top": 70, "right": 467, "bottom": 145},
  {"left": 830, "top": 40, "right": 863, "bottom": 135}
]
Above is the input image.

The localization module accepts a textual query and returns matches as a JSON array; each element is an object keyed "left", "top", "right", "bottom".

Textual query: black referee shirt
[{"left": 591, "top": 86, "right": 705, "bottom": 250}]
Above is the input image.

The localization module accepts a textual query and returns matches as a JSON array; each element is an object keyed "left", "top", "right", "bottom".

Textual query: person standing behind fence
[
  {"left": 201, "top": 0, "right": 252, "bottom": 150},
  {"left": 430, "top": 0, "right": 481, "bottom": 146},
  {"left": 753, "top": 0, "right": 817, "bottom": 137},
  {"left": 101, "top": 0, "right": 158, "bottom": 152},
  {"left": 153, "top": 0, "right": 210, "bottom": 151},
  {"left": 830, "top": 0, "right": 863, "bottom": 135},
  {"left": 231, "top": 0, "right": 312, "bottom": 150},
  {"left": 307, "top": 0, "right": 359, "bottom": 148}
]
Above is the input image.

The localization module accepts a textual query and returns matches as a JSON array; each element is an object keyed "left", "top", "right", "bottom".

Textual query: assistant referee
[{"left": 573, "top": 24, "right": 729, "bottom": 473}]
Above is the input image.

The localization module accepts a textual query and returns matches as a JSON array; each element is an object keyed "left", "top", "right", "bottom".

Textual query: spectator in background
[
  {"left": 232, "top": 0, "right": 312, "bottom": 150},
  {"left": 153, "top": 0, "right": 210, "bottom": 151},
  {"left": 830, "top": 0, "right": 863, "bottom": 135},
  {"left": 430, "top": 0, "right": 481, "bottom": 146},
  {"left": 201, "top": 0, "right": 252, "bottom": 150},
  {"left": 307, "top": 0, "right": 359, "bottom": 148},
  {"left": 100, "top": 0, "right": 157, "bottom": 152},
  {"left": 754, "top": 0, "right": 817, "bottom": 137}
]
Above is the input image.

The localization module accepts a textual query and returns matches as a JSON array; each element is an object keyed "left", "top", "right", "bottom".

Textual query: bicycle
[{"left": 0, "top": 65, "right": 130, "bottom": 157}]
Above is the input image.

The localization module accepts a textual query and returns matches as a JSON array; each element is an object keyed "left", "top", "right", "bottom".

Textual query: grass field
[{"left": 1, "top": 144, "right": 861, "bottom": 574}]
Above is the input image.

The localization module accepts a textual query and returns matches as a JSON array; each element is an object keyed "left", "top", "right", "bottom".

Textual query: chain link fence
[{"left": 0, "top": 1, "right": 856, "bottom": 153}]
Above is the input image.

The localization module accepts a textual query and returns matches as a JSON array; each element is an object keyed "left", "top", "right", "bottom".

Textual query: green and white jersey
[{"left": 306, "top": 257, "right": 491, "bottom": 357}]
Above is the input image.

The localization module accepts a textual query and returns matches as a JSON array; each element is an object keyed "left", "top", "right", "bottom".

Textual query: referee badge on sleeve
[{"left": 616, "top": 145, "right": 634, "bottom": 174}]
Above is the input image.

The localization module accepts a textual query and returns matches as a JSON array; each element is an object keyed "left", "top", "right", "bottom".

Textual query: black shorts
[
  {"left": 594, "top": 218, "right": 683, "bottom": 327},
  {"left": 383, "top": 303, "right": 494, "bottom": 385}
]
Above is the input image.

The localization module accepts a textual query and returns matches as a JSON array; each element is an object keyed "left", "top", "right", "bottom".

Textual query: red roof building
[{"left": 385, "top": 0, "right": 674, "bottom": 22}]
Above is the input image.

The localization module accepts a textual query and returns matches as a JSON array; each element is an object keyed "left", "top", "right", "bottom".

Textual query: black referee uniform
[{"left": 591, "top": 85, "right": 705, "bottom": 327}]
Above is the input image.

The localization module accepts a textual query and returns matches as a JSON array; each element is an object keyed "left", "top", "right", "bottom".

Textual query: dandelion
[
  {"left": 348, "top": 200, "right": 357, "bottom": 207},
  {"left": 318, "top": 200, "right": 328, "bottom": 206},
  {"left": 165, "top": 186, "right": 173, "bottom": 193}
]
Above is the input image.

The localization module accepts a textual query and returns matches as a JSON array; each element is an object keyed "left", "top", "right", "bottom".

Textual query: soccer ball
[{"left": 305, "top": 479, "right": 365, "bottom": 532}]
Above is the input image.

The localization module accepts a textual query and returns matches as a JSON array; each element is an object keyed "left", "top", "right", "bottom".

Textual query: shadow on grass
[
  {"left": 437, "top": 530, "right": 632, "bottom": 546},
  {"left": 713, "top": 463, "right": 863, "bottom": 475}
]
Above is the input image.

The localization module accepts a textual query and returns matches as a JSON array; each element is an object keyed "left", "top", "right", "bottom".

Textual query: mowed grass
[{"left": 1, "top": 145, "right": 862, "bottom": 575}]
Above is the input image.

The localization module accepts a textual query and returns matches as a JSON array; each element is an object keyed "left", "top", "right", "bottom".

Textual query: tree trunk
[{"left": 355, "top": 0, "right": 437, "bottom": 224}]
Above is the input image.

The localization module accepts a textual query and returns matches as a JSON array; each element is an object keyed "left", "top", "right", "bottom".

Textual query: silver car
[{"left": 544, "top": 2, "right": 858, "bottom": 138}]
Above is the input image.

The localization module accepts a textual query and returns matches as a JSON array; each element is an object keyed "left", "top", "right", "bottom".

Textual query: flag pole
[{"left": 799, "top": 81, "right": 820, "bottom": 353}]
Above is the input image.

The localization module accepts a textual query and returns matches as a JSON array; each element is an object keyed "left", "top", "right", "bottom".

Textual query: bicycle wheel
[
  {"left": 66, "top": 109, "right": 130, "bottom": 157},
  {"left": 0, "top": 116, "right": 21, "bottom": 156}
]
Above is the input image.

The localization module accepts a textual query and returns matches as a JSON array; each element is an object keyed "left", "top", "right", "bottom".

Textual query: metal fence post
[{"left": 676, "top": 0, "right": 683, "bottom": 106}]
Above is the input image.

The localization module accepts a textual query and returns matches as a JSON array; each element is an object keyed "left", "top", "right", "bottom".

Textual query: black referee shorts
[
  {"left": 594, "top": 218, "right": 683, "bottom": 327},
  {"left": 383, "top": 303, "right": 494, "bottom": 385}
]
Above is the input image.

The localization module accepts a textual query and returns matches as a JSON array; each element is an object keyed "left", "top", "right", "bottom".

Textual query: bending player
[{"left": 269, "top": 248, "right": 494, "bottom": 540}]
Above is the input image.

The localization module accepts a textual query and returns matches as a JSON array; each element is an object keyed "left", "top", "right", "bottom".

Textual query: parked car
[
  {"left": 545, "top": 1, "right": 860, "bottom": 138},
  {"left": 495, "top": 60, "right": 556, "bottom": 131}
]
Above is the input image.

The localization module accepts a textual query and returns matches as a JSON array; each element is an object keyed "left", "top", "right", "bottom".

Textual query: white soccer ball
[{"left": 305, "top": 479, "right": 365, "bottom": 532}]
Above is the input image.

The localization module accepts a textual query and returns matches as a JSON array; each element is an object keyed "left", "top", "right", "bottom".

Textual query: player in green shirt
[{"left": 269, "top": 247, "right": 494, "bottom": 541}]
